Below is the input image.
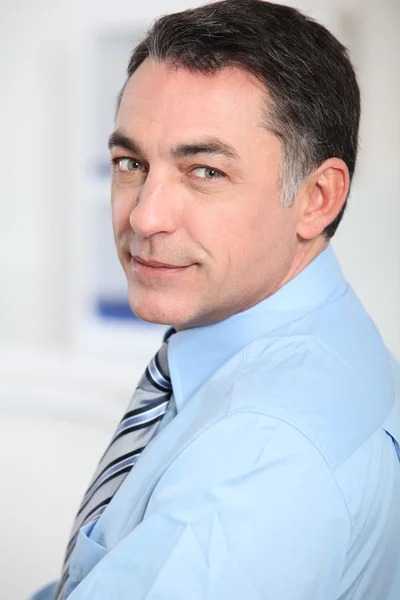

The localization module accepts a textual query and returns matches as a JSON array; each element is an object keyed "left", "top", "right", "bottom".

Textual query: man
[{"left": 34, "top": 1, "right": 400, "bottom": 598}]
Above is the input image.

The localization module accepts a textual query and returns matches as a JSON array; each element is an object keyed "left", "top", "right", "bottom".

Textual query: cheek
[
  {"left": 183, "top": 188, "right": 268, "bottom": 258},
  {"left": 222, "top": 193, "right": 289, "bottom": 274},
  {"left": 184, "top": 204, "right": 232, "bottom": 267}
]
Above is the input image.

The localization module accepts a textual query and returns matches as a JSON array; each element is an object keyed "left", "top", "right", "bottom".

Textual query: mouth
[{"left": 130, "top": 255, "right": 194, "bottom": 277}]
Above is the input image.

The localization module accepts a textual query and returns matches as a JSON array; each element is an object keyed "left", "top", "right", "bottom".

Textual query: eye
[
  {"left": 114, "top": 157, "right": 146, "bottom": 172},
  {"left": 191, "top": 166, "right": 224, "bottom": 180}
]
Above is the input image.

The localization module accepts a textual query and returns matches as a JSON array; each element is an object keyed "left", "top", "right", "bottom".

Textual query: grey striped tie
[{"left": 55, "top": 334, "right": 173, "bottom": 599}]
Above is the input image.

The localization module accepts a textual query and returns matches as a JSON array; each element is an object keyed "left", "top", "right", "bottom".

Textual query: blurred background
[{"left": 0, "top": 0, "right": 399, "bottom": 598}]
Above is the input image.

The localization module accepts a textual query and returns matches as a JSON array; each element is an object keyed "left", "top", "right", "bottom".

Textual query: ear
[{"left": 296, "top": 158, "right": 350, "bottom": 240}]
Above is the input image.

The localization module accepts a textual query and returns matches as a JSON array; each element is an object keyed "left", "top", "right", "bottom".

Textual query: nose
[{"left": 129, "top": 170, "right": 178, "bottom": 237}]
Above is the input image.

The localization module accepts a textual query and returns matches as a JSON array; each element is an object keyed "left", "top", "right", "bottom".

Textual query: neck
[{"left": 277, "top": 236, "right": 330, "bottom": 293}]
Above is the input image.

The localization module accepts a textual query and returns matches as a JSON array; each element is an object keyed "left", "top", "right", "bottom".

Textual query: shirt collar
[{"left": 168, "top": 244, "right": 347, "bottom": 412}]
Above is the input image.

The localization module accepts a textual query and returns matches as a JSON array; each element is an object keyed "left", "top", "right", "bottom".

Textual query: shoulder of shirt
[{"left": 211, "top": 287, "right": 396, "bottom": 471}]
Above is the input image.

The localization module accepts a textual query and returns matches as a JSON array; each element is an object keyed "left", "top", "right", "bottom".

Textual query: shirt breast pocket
[{"left": 66, "top": 520, "right": 107, "bottom": 598}]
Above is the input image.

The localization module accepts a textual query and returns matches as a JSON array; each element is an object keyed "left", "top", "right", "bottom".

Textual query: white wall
[{"left": 332, "top": 0, "right": 400, "bottom": 358}]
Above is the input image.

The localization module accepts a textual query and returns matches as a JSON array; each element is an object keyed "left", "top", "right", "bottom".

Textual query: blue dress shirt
[{"left": 36, "top": 245, "right": 400, "bottom": 599}]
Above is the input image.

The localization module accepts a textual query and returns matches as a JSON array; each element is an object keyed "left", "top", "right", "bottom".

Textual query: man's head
[{"left": 109, "top": 0, "right": 360, "bottom": 330}]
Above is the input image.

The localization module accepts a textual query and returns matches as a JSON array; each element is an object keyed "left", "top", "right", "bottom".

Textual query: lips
[{"left": 134, "top": 256, "right": 186, "bottom": 269}]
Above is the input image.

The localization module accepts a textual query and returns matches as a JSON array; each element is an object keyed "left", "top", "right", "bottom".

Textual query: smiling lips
[
  {"left": 132, "top": 256, "right": 193, "bottom": 274},
  {"left": 135, "top": 257, "right": 183, "bottom": 268}
]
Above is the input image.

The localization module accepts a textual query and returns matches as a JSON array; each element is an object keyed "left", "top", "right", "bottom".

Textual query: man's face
[{"left": 111, "top": 60, "right": 302, "bottom": 329}]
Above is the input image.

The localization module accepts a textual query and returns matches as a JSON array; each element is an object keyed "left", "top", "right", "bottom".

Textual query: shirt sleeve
[{"left": 70, "top": 411, "right": 351, "bottom": 600}]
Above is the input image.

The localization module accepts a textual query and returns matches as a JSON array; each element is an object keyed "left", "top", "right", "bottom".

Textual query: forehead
[{"left": 116, "top": 60, "right": 268, "bottom": 145}]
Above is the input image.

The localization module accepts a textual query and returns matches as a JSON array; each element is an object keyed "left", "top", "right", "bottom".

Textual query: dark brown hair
[{"left": 121, "top": 0, "right": 361, "bottom": 238}]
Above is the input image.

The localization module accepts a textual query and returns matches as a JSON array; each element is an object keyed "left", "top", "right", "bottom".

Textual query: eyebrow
[
  {"left": 108, "top": 131, "right": 240, "bottom": 162},
  {"left": 170, "top": 139, "right": 240, "bottom": 161},
  {"left": 108, "top": 131, "right": 141, "bottom": 154}
]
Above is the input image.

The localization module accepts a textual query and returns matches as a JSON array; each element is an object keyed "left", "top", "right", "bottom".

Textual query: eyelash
[{"left": 111, "top": 156, "right": 226, "bottom": 182}]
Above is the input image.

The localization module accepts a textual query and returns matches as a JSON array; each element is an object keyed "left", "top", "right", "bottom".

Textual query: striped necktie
[{"left": 55, "top": 333, "right": 173, "bottom": 600}]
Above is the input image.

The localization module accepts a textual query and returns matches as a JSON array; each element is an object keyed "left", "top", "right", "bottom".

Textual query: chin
[
  {"left": 128, "top": 303, "right": 172, "bottom": 326},
  {"left": 134, "top": 309, "right": 175, "bottom": 326},
  {"left": 127, "top": 291, "right": 188, "bottom": 328}
]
